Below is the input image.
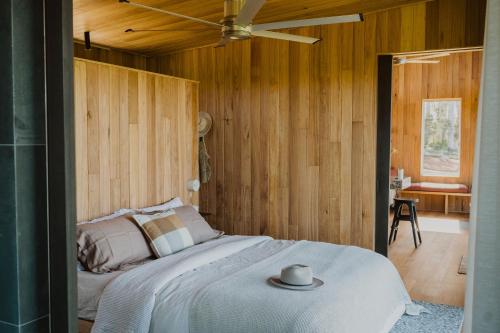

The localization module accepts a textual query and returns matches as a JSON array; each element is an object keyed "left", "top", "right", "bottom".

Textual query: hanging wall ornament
[{"left": 198, "top": 112, "right": 213, "bottom": 183}]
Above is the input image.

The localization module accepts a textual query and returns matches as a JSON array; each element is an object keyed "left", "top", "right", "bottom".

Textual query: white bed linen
[
  {"left": 78, "top": 270, "right": 123, "bottom": 320},
  {"left": 92, "top": 236, "right": 410, "bottom": 333},
  {"left": 78, "top": 259, "right": 154, "bottom": 320},
  {"left": 92, "top": 236, "right": 269, "bottom": 332}
]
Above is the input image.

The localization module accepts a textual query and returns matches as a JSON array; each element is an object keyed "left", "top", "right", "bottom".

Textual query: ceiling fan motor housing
[{"left": 222, "top": 0, "right": 251, "bottom": 40}]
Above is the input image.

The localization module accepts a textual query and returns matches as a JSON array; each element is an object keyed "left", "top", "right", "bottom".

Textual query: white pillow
[
  {"left": 76, "top": 198, "right": 185, "bottom": 225},
  {"left": 139, "top": 197, "right": 184, "bottom": 213},
  {"left": 77, "top": 208, "right": 136, "bottom": 225}
]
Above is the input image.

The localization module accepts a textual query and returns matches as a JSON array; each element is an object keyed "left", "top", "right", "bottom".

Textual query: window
[{"left": 421, "top": 99, "right": 461, "bottom": 177}]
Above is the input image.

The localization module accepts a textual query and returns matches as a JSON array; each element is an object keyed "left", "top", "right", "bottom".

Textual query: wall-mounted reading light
[{"left": 187, "top": 179, "right": 201, "bottom": 192}]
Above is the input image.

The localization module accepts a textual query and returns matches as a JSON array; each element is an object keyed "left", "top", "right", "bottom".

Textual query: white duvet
[{"left": 92, "top": 236, "right": 411, "bottom": 333}]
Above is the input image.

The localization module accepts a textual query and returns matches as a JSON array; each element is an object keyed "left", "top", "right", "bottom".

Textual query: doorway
[{"left": 376, "top": 48, "right": 482, "bottom": 307}]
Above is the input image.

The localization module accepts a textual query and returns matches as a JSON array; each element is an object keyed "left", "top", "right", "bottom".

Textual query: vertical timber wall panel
[
  {"left": 147, "top": 0, "right": 485, "bottom": 249},
  {"left": 74, "top": 58, "right": 199, "bottom": 222}
]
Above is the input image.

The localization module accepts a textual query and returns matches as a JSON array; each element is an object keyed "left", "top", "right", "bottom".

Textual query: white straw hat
[
  {"left": 198, "top": 112, "right": 213, "bottom": 137},
  {"left": 269, "top": 264, "right": 324, "bottom": 291}
]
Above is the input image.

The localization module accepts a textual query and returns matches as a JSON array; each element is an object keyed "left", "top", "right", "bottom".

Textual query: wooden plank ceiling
[{"left": 74, "top": 0, "right": 430, "bottom": 55}]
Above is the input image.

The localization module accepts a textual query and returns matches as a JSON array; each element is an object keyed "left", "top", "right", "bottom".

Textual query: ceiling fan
[
  {"left": 393, "top": 52, "right": 450, "bottom": 65},
  {"left": 119, "top": 0, "right": 363, "bottom": 46}
]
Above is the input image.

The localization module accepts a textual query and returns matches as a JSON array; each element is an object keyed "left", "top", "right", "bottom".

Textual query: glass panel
[{"left": 421, "top": 100, "right": 461, "bottom": 177}]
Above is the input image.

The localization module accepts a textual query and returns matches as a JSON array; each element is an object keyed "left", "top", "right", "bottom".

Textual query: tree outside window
[{"left": 421, "top": 99, "right": 461, "bottom": 177}]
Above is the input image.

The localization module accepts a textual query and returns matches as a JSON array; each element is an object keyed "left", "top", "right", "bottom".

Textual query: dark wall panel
[{"left": 0, "top": 0, "right": 54, "bottom": 331}]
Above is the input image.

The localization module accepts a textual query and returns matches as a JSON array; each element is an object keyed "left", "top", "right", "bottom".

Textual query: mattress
[
  {"left": 78, "top": 270, "right": 122, "bottom": 320},
  {"left": 78, "top": 260, "right": 153, "bottom": 320}
]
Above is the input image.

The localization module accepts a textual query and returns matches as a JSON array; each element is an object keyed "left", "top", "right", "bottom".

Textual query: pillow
[
  {"left": 132, "top": 206, "right": 221, "bottom": 257},
  {"left": 139, "top": 197, "right": 184, "bottom": 213},
  {"left": 77, "top": 208, "right": 136, "bottom": 225},
  {"left": 173, "top": 206, "right": 223, "bottom": 243},
  {"left": 77, "top": 214, "right": 154, "bottom": 273}
]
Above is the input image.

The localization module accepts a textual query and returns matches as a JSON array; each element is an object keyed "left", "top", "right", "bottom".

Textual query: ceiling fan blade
[
  {"left": 235, "top": 0, "right": 267, "bottom": 26},
  {"left": 407, "top": 52, "right": 450, "bottom": 61},
  {"left": 251, "top": 30, "right": 320, "bottom": 44},
  {"left": 119, "top": 0, "right": 222, "bottom": 28},
  {"left": 125, "top": 28, "right": 209, "bottom": 33},
  {"left": 407, "top": 60, "right": 440, "bottom": 64},
  {"left": 252, "top": 13, "right": 362, "bottom": 31}
]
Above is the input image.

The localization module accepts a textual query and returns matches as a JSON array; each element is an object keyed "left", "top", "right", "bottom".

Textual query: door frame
[
  {"left": 45, "top": 0, "right": 77, "bottom": 331},
  {"left": 375, "top": 55, "right": 394, "bottom": 256},
  {"left": 375, "top": 48, "right": 483, "bottom": 257}
]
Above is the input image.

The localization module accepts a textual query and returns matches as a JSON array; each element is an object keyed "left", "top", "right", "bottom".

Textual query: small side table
[{"left": 391, "top": 177, "right": 411, "bottom": 198}]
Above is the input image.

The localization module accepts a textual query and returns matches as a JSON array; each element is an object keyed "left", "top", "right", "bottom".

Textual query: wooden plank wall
[
  {"left": 391, "top": 51, "right": 482, "bottom": 213},
  {"left": 74, "top": 58, "right": 199, "bottom": 222},
  {"left": 74, "top": 43, "right": 150, "bottom": 71},
  {"left": 146, "top": 0, "right": 485, "bottom": 249}
]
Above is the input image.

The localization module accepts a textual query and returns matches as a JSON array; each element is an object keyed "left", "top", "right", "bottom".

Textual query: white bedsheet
[
  {"left": 78, "top": 270, "right": 122, "bottom": 321},
  {"left": 92, "top": 236, "right": 411, "bottom": 333}
]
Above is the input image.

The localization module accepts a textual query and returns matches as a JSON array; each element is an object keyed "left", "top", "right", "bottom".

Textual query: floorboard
[
  {"left": 79, "top": 319, "right": 92, "bottom": 333},
  {"left": 388, "top": 211, "right": 469, "bottom": 307}
]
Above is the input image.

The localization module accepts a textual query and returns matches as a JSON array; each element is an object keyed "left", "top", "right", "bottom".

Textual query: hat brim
[
  {"left": 198, "top": 112, "right": 213, "bottom": 137},
  {"left": 268, "top": 276, "right": 324, "bottom": 291}
]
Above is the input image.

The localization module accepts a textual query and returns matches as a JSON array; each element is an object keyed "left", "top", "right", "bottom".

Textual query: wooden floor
[
  {"left": 388, "top": 211, "right": 469, "bottom": 307},
  {"left": 79, "top": 319, "right": 92, "bottom": 333}
]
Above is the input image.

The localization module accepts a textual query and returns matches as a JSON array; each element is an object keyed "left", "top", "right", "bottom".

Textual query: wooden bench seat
[{"left": 401, "top": 182, "right": 471, "bottom": 215}]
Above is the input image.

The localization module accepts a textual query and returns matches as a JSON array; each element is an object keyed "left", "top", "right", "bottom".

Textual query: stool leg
[
  {"left": 388, "top": 224, "right": 395, "bottom": 246},
  {"left": 393, "top": 204, "right": 402, "bottom": 243},
  {"left": 389, "top": 203, "right": 399, "bottom": 245},
  {"left": 409, "top": 205, "right": 418, "bottom": 248},
  {"left": 413, "top": 205, "right": 422, "bottom": 244},
  {"left": 393, "top": 218, "right": 400, "bottom": 242},
  {"left": 445, "top": 195, "right": 449, "bottom": 215}
]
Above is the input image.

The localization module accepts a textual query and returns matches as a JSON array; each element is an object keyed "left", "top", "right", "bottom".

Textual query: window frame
[{"left": 420, "top": 98, "right": 462, "bottom": 178}]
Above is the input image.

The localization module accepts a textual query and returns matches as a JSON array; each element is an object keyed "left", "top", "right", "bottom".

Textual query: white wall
[{"left": 464, "top": 0, "right": 500, "bottom": 331}]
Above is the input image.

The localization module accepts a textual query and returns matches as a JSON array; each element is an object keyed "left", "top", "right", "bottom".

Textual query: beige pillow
[
  {"left": 77, "top": 214, "right": 153, "bottom": 273},
  {"left": 173, "top": 206, "right": 223, "bottom": 244},
  {"left": 132, "top": 206, "right": 222, "bottom": 258},
  {"left": 138, "top": 197, "right": 184, "bottom": 213}
]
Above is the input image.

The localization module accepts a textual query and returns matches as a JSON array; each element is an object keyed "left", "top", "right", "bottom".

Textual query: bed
[
  {"left": 78, "top": 260, "right": 154, "bottom": 321},
  {"left": 79, "top": 234, "right": 411, "bottom": 333}
]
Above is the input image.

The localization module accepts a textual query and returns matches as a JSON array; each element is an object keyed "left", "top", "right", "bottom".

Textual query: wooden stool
[{"left": 389, "top": 198, "right": 422, "bottom": 248}]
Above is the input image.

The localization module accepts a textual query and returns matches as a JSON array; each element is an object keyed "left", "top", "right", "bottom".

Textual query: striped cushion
[
  {"left": 133, "top": 210, "right": 194, "bottom": 257},
  {"left": 406, "top": 182, "right": 470, "bottom": 193}
]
